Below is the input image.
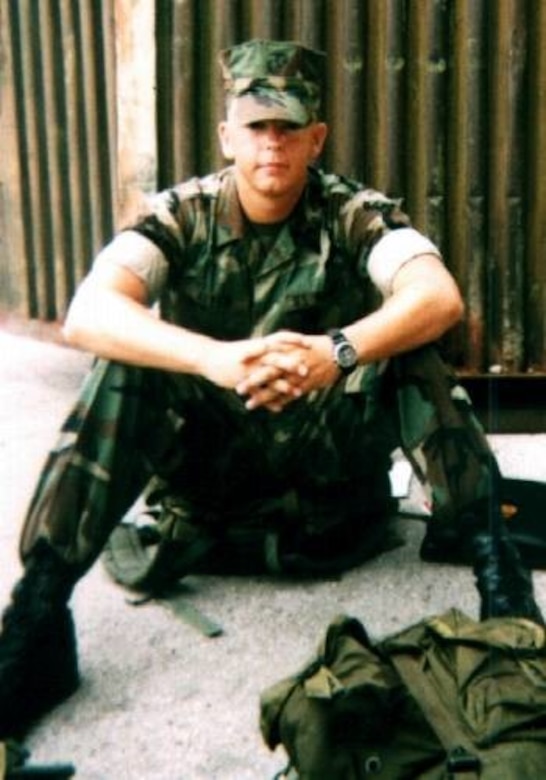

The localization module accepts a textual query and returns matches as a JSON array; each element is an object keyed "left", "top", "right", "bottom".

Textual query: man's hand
[
  {"left": 235, "top": 332, "right": 340, "bottom": 412},
  {"left": 198, "top": 337, "right": 273, "bottom": 390},
  {"left": 202, "top": 331, "right": 324, "bottom": 413}
]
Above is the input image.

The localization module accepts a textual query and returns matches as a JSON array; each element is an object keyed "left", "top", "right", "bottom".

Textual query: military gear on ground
[
  {"left": 260, "top": 609, "right": 546, "bottom": 779},
  {"left": 0, "top": 542, "right": 79, "bottom": 741},
  {"left": 219, "top": 39, "right": 325, "bottom": 125},
  {"left": 421, "top": 477, "right": 546, "bottom": 571},
  {"left": 102, "top": 484, "right": 399, "bottom": 590},
  {"left": 101, "top": 491, "right": 400, "bottom": 639}
]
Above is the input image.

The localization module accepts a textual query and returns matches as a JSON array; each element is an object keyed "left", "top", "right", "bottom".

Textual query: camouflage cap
[{"left": 219, "top": 39, "right": 325, "bottom": 126}]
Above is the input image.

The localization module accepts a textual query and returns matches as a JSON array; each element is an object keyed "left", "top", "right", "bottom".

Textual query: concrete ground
[{"left": 1, "top": 327, "right": 545, "bottom": 780}]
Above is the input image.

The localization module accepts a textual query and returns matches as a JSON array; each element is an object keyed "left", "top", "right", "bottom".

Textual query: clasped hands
[{"left": 206, "top": 330, "right": 339, "bottom": 413}]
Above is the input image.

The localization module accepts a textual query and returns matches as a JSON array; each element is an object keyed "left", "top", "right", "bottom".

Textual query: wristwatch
[{"left": 327, "top": 329, "right": 358, "bottom": 376}]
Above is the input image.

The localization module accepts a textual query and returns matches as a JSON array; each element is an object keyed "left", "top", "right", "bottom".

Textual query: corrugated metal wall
[
  {"left": 1, "top": 0, "right": 546, "bottom": 375},
  {"left": 0, "top": 0, "right": 116, "bottom": 320}
]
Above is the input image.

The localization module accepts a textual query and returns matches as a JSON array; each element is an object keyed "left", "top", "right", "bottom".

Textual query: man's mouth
[{"left": 258, "top": 161, "right": 288, "bottom": 172}]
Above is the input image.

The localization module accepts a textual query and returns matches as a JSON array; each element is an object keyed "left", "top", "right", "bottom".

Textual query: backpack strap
[
  {"left": 102, "top": 522, "right": 223, "bottom": 638},
  {"left": 389, "top": 651, "right": 482, "bottom": 779}
]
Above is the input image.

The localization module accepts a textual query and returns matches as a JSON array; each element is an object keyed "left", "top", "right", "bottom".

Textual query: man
[{"left": 0, "top": 39, "right": 542, "bottom": 740}]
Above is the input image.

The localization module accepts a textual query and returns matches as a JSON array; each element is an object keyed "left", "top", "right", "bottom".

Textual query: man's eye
[{"left": 246, "top": 121, "right": 301, "bottom": 132}]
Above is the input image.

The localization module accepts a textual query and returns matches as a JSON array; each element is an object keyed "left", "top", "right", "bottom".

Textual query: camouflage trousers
[{"left": 19, "top": 345, "right": 499, "bottom": 574}]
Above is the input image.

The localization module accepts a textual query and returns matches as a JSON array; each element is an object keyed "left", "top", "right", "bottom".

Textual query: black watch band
[{"left": 327, "top": 328, "right": 358, "bottom": 376}]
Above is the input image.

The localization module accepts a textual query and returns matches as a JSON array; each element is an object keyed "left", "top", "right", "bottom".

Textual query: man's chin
[{"left": 254, "top": 174, "right": 293, "bottom": 198}]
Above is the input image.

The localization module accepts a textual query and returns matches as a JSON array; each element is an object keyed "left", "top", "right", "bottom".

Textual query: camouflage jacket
[{"left": 130, "top": 166, "right": 413, "bottom": 341}]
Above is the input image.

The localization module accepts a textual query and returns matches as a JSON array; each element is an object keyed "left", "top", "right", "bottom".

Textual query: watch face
[
  {"left": 328, "top": 329, "right": 357, "bottom": 375},
  {"left": 336, "top": 342, "right": 357, "bottom": 369}
]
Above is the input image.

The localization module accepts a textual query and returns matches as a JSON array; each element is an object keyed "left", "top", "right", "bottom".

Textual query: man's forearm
[
  {"left": 344, "top": 254, "right": 464, "bottom": 364},
  {"left": 63, "top": 284, "right": 212, "bottom": 375}
]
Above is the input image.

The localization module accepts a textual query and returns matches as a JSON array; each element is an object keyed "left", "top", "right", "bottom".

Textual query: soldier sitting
[{"left": 0, "top": 39, "right": 542, "bottom": 740}]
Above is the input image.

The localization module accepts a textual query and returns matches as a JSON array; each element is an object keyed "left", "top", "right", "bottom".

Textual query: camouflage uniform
[
  {"left": 20, "top": 166, "right": 497, "bottom": 574},
  {"left": 0, "top": 38, "right": 538, "bottom": 749}
]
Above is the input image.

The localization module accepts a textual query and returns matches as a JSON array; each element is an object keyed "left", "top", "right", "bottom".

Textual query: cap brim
[{"left": 231, "top": 89, "right": 311, "bottom": 126}]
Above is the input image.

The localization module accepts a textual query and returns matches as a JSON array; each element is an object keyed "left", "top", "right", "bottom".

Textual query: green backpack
[{"left": 260, "top": 609, "right": 546, "bottom": 779}]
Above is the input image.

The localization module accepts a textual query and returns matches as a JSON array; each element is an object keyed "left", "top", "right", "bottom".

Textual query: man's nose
[{"left": 265, "top": 126, "right": 284, "bottom": 147}]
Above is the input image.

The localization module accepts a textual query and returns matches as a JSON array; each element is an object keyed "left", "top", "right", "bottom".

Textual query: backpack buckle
[{"left": 446, "top": 746, "right": 481, "bottom": 775}]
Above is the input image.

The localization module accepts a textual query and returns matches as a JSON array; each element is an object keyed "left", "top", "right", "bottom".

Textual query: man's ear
[
  {"left": 218, "top": 121, "right": 234, "bottom": 160},
  {"left": 311, "top": 122, "right": 328, "bottom": 160}
]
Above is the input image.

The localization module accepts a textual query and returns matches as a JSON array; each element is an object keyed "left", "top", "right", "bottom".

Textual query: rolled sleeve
[
  {"left": 367, "top": 227, "right": 442, "bottom": 297},
  {"left": 94, "top": 230, "right": 168, "bottom": 303}
]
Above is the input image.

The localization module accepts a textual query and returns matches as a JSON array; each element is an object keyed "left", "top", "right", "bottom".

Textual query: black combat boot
[
  {"left": 0, "top": 540, "right": 80, "bottom": 740},
  {"left": 460, "top": 502, "right": 544, "bottom": 624}
]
